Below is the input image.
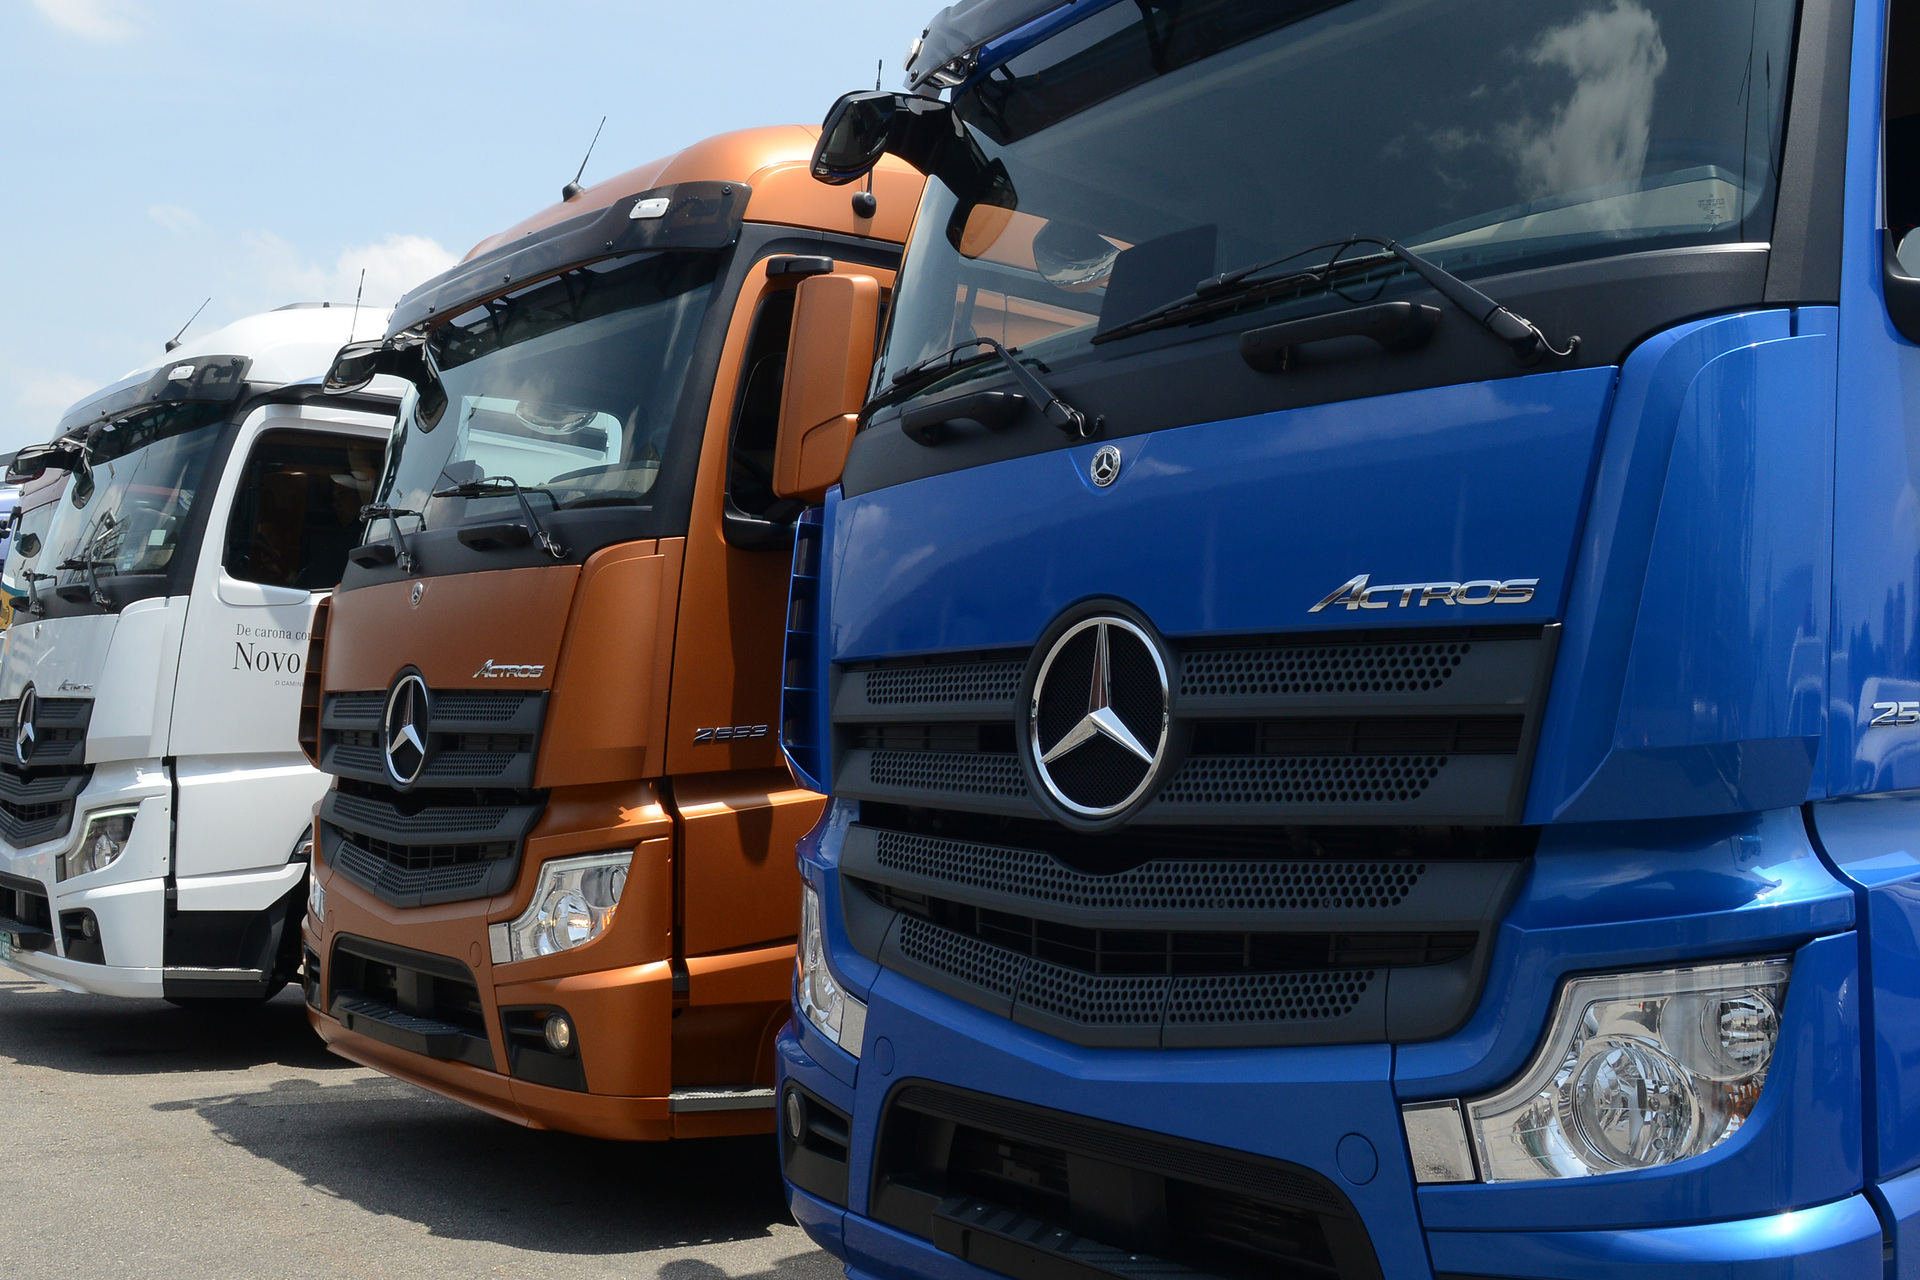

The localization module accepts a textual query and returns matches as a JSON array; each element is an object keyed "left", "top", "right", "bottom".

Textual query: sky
[{"left": 0, "top": 0, "right": 924, "bottom": 451}]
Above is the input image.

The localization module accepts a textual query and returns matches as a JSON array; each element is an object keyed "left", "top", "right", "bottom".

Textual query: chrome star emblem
[
  {"left": 411, "top": 581, "right": 425, "bottom": 607},
  {"left": 382, "top": 673, "right": 431, "bottom": 787},
  {"left": 13, "top": 687, "right": 35, "bottom": 768},
  {"left": 1089, "top": 445, "right": 1121, "bottom": 488},
  {"left": 1041, "top": 623, "right": 1153, "bottom": 767},
  {"left": 1027, "top": 613, "right": 1170, "bottom": 822}
]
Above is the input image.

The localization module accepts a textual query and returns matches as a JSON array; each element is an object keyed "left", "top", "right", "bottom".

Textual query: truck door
[
  {"left": 169, "top": 408, "right": 387, "bottom": 880},
  {"left": 665, "top": 256, "right": 891, "bottom": 1086}
]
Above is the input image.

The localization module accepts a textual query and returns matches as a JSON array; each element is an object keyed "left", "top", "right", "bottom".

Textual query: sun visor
[
  {"left": 906, "top": 0, "right": 1074, "bottom": 89},
  {"left": 56, "top": 354, "right": 252, "bottom": 438},
  {"left": 387, "top": 180, "right": 749, "bottom": 336}
]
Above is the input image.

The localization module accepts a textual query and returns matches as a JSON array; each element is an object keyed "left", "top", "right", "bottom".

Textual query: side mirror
[
  {"left": 773, "top": 274, "right": 881, "bottom": 504},
  {"left": 7, "top": 441, "right": 85, "bottom": 485},
  {"left": 14, "top": 532, "right": 39, "bottom": 558},
  {"left": 324, "top": 339, "right": 386, "bottom": 393},
  {"left": 1888, "top": 229, "right": 1920, "bottom": 345},
  {"left": 812, "top": 91, "right": 902, "bottom": 185}
]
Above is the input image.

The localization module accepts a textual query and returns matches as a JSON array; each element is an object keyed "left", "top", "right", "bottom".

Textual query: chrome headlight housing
[
  {"left": 797, "top": 880, "right": 865, "bottom": 1058},
  {"left": 490, "top": 851, "right": 629, "bottom": 964},
  {"left": 57, "top": 807, "right": 139, "bottom": 882},
  {"left": 1447, "top": 958, "right": 1790, "bottom": 1182}
]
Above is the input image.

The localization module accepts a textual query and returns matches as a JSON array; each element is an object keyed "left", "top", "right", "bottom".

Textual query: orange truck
[{"left": 298, "top": 127, "right": 921, "bottom": 1139}]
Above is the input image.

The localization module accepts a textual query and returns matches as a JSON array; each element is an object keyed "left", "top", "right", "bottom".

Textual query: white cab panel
[
  {"left": 0, "top": 614, "right": 116, "bottom": 701},
  {"left": 172, "top": 753, "right": 326, "bottom": 879},
  {"left": 88, "top": 597, "right": 184, "bottom": 762},
  {"left": 174, "top": 861, "right": 307, "bottom": 914}
]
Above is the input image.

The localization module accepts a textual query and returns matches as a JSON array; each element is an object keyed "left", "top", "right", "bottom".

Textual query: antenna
[
  {"left": 349, "top": 268, "right": 366, "bottom": 340},
  {"left": 852, "top": 62, "right": 882, "bottom": 220},
  {"left": 561, "top": 116, "right": 607, "bottom": 201},
  {"left": 165, "top": 298, "right": 210, "bottom": 353}
]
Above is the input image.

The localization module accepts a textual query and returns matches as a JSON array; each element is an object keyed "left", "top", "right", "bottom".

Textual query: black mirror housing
[{"left": 8, "top": 441, "right": 85, "bottom": 484}]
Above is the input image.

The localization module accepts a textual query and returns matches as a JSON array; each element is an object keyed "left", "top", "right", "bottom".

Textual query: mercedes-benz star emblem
[
  {"left": 1028, "top": 615, "right": 1169, "bottom": 821},
  {"left": 1089, "top": 445, "right": 1122, "bottom": 488},
  {"left": 411, "top": 582, "right": 426, "bottom": 607},
  {"left": 13, "top": 687, "right": 36, "bottom": 768},
  {"left": 383, "top": 673, "right": 431, "bottom": 787}
]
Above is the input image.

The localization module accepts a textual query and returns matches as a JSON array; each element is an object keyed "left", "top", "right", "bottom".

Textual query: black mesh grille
[
  {"left": 336, "top": 830, "right": 513, "bottom": 871},
  {"left": 873, "top": 829, "right": 1426, "bottom": 911},
  {"left": 1017, "top": 966, "right": 1167, "bottom": 1026},
  {"left": 329, "top": 692, "right": 384, "bottom": 723},
  {"left": 327, "top": 792, "right": 508, "bottom": 836},
  {"left": 869, "top": 750, "right": 1029, "bottom": 798},
  {"left": 865, "top": 660, "right": 1024, "bottom": 705},
  {"left": 1159, "top": 755, "right": 1445, "bottom": 806},
  {"left": 1165, "top": 971, "right": 1374, "bottom": 1024},
  {"left": 333, "top": 840, "right": 502, "bottom": 898},
  {"left": 898, "top": 915, "right": 1025, "bottom": 997},
  {"left": 432, "top": 691, "right": 537, "bottom": 722},
  {"left": 1182, "top": 642, "right": 1469, "bottom": 697}
]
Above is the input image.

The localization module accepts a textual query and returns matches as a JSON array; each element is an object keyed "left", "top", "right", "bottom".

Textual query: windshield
[
  {"left": 2, "top": 495, "right": 56, "bottom": 596},
  {"left": 878, "top": 0, "right": 1795, "bottom": 387},
  {"left": 43, "top": 402, "right": 226, "bottom": 586},
  {"left": 371, "top": 251, "right": 720, "bottom": 535}
]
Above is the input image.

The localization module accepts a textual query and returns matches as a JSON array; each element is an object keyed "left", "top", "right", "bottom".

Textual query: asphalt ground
[{"left": 0, "top": 970, "right": 840, "bottom": 1280}]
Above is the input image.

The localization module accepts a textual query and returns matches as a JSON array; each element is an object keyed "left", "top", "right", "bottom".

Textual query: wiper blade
[
  {"left": 57, "top": 557, "right": 110, "bottom": 608},
  {"left": 1096, "top": 235, "right": 1579, "bottom": 363},
  {"left": 358, "top": 503, "right": 423, "bottom": 574},
  {"left": 431, "top": 476, "right": 569, "bottom": 559},
  {"left": 887, "top": 337, "right": 1099, "bottom": 441}
]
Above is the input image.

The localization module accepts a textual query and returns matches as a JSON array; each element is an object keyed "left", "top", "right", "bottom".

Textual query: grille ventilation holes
[
  {"left": 1159, "top": 755, "right": 1445, "bottom": 806},
  {"left": 1182, "top": 643, "right": 1469, "bottom": 697},
  {"left": 868, "top": 750, "right": 1029, "bottom": 798},
  {"left": 1165, "top": 971, "right": 1374, "bottom": 1025},
  {"left": 864, "top": 660, "right": 1025, "bottom": 706},
  {"left": 873, "top": 830, "right": 1425, "bottom": 912},
  {"left": 898, "top": 915, "right": 1024, "bottom": 997}
]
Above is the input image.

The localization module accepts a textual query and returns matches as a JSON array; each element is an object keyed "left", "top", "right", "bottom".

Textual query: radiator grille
[
  {"left": 1182, "top": 642, "right": 1468, "bottom": 697},
  {"left": 1159, "top": 755, "right": 1445, "bottom": 806},
  {"left": 864, "top": 660, "right": 1025, "bottom": 706}
]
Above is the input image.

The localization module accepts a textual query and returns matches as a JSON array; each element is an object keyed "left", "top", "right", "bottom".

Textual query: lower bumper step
[
  {"left": 933, "top": 1197, "right": 1213, "bottom": 1280},
  {"left": 162, "top": 966, "right": 269, "bottom": 1000},
  {"left": 330, "top": 992, "right": 493, "bottom": 1069},
  {"left": 668, "top": 1087, "right": 776, "bottom": 1113}
]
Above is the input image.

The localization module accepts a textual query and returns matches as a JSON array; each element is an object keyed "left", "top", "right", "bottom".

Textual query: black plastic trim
[{"left": 1764, "top": 0, "right": 1854, "bottom": 304}]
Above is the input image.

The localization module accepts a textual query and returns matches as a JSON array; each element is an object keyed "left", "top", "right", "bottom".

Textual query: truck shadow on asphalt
[
  {"left": 0, "top": 978, "right": 344, "bottom": 1075},
  {"left": 152, "top": 1074, "right": 809, "bottom": 1256}
]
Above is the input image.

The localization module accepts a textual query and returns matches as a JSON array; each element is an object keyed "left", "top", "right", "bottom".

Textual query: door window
[
  {"left": 725, "top": 287, "right": 797, "bottom": 520},
  {"left": 223, "top": 432, "right": 383, "bottom": 590}
]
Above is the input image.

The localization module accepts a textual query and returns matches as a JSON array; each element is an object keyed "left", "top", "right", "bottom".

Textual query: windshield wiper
[
  {"left": 1095, "top": 235, "right": 1578, "bottom": 363},
  {"left": 58, "top": 557, "right": 111, "bottom": 608},
  {"left": 22, "top": 570, "right": 51, "bottom": 616},
  {"left": 358, "top": 504, "right": 423, "bottom": 574},
  {"left": 885, "top": 337, "right": 1099, "bottom": 441},
  {"left": 430, "top": 477, "right": 569, "bottom": 559}
]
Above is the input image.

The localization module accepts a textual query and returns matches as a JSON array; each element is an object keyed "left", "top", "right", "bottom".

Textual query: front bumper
[{"left": 305, "top": 848, "right": 788, "bottom": 1141}]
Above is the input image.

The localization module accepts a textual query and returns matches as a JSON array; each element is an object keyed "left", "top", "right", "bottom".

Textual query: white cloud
[
  {"left": 147, "top": 204, "right": 201, "bottom": 234},
  {"left": 245, "top": 231, "right": 459, "bottom": 312},
  {"left": 28, "top": 0, "right": 137, "bottom": 40},
  {"left": 1504, "top": 0, "right": 1669, "bottom": 202}
]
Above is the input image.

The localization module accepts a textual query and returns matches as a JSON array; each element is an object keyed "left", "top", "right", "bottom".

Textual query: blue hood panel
[{"left": 830, "top": 366, "right": 1616, "bottom": 661}]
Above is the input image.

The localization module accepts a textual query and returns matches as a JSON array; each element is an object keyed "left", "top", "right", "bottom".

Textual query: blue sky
[{"left": 0, "top": 0, "right": 921, "bottom": 450}]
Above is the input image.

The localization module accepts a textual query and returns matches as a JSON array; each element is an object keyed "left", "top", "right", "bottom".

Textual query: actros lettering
[
  {"left": 473, "top": 659, "right": 545, "bottom": 680},
  {"left": 233, "top": 642, "right": 302, "bottom": 674},
  {"left": 1309, "top": 573, "right": 1540, "bottom": 613}
]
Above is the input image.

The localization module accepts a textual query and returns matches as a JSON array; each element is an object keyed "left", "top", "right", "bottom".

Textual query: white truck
[{"left": 0, "top": 305, "right": 395, "bottom": 1003}]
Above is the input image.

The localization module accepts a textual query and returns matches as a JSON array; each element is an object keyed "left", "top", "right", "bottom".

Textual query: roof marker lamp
[
  {"left": 1450, "top": 958, "right": 1790, "bottom": 1181},
  {"left": 491, "top": 851, "right": 630, "bottom": 963},
  {"left": 797, "top": 880, "right": 865, "bottom": 1058},
  {"left": 58, "top": 807, "right": 139, "bottom": 882}
]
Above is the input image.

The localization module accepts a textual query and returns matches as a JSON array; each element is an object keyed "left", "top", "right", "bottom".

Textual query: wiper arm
[
  {"left": 22, "top": 570, "right": 51, "bottom": 616},
  {"left": 358, "top": 504, "right": 423, "bottom": 574},
  {"left": 430, "top": 477, "right": 569, "bottom": 559},
  {"left": 1096, "top": 235, "right": 1578, "bottom": 363},
  {"left": 58, "top": 557, "right": 110, "bottom": 608},
  {"left": 888, "top": 337, "right": 1099, "bottom": 441}
]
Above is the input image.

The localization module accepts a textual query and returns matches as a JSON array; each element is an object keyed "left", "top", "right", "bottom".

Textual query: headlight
[
  {"left": 1443, "top": 958, "right": 1790, "bottom": 1182},
  {"left": 797, "top": 880, "right": 865, "bottom": 1058},
  {"left": 57, "top": 807, "right": 139, "bottom": 881},
  {"left": 489, "top": 851, "right": 629, "bottom": 963}
]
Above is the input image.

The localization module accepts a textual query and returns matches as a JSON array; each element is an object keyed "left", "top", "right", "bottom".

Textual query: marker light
[
  {"left": 57, "top": 807, "right": 139, "bottom": 881},
  {"left": 493, "top": 851, "right": 629, "bottom": 963},
  {"left": 1459, "top": 958, "right": 1790, "bottom": 1181},
  {"left": 797, "top": 881, "right": 865, "bottom": 1058}
]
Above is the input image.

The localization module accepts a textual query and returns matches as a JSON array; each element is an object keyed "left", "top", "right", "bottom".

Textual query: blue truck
[{"left": 768, "top": 0, "right": 1920, "bottom": 1275}]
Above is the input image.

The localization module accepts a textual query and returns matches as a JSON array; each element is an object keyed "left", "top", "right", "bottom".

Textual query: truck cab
[
  {"left": 775, "top": 0, "right": 1920, "bottom": 1276},
  {"left": 0, "top": 305, "right": 394, "bottom": 1002},
  {"left": 299, "top": 127, "right": 924, "bottom": 1140}
]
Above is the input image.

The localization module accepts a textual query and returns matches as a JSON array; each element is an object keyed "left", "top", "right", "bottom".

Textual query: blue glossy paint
[
  {"left": 1424, "top": 1194, "right": 1884, "bottom": 1280},
  {"left": 1882, "top": 1163, "right": 1920, "bottom": 1280},
  {"left": 1829, "top": 0, "right": 1920, "bottom": 798},
  {"left": 828, "top": 367, "right": 1614, "bottom": 661},
  {"left": 1809, "top": 793, "right": 1920, "bottom": 1180},
  {"left": 1525, "top": 309, "right": 1842, "bottom": 823}
]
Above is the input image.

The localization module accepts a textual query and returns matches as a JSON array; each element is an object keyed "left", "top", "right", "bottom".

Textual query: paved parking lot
[{"left": 0, "top": 972, "right": 836, "bottom": 1279}]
